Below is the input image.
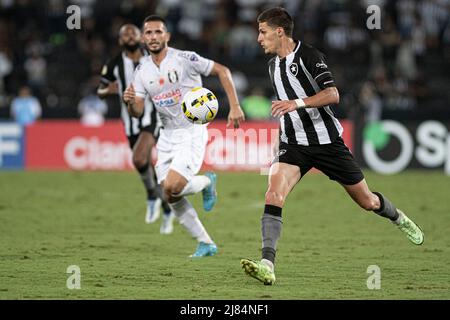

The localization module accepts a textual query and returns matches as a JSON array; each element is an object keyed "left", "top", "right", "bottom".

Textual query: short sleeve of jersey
[
  {"left": 180, "top": 51, "right": 214, "bottom": 77},
  {"left": 100, "top": 59, "right": 117, "bottom": 85},
  {"left": 133, "top": 64, "right": 147, "bottom": 98},
  {"left": 303, "top": 46, "right": 336, "bottom": 90}
]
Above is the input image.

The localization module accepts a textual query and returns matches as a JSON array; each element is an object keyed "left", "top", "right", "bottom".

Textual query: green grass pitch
[{"left": 0, "top": 170, "right": 449, "bottom": 299}]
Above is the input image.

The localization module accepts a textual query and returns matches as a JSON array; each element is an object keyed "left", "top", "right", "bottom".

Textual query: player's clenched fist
[{"left": 123, "top": 84, "right": 135, "bottom": 105}]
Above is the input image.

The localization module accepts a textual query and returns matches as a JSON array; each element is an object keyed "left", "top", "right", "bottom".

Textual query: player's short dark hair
[
  {"left": 257, "top": 7, "right": 294, "bottom": 37},
  {"left": 142, "top": 15, "right": 167, "bottom": 30}
]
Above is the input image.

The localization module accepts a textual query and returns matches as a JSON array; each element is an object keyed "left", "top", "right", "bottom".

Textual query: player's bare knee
[
  {"left": 171, "top": 184, "right": 184, "bottom": 196},
  {"left": 358, "top": 196, "right": 378, "bottom": 211},
  {"left": 163, "top": 181, "right": 184, "bottom": 198},
  {"left": 167, "top": 195, "right": 181, "bottom": 204},
  {"left": 163, "top": 183, "right": 182, "bottom": 203},
  {"left": 132, "top": 154, "right": 147, "bottom": 169},
  {"left": 265, "top": 190, "right": 285, "bottom": 207},
  {"left": 163, "top": 184, "right": 174, "bottom": 198}
]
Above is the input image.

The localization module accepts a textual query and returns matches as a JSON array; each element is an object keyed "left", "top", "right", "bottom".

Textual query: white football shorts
[{"left": 155, "top": 125, "right": 208, "bottom": 184}]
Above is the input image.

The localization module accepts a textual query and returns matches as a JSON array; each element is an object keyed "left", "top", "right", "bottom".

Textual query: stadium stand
[{"left": 0, "top": 0, "right": 449, "bottom": 122}]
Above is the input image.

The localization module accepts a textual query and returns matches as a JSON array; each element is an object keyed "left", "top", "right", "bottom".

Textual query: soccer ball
[{"left": 181, "top": 87, "right": 219, "bottom": 124}]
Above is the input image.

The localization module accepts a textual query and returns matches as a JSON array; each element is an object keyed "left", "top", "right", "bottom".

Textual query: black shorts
[
  {"left": 127, "top": 125, "right": 160, "bottom": 149},
  {"left": 274, "top": 137, "right": 364, "bottom": 185}
]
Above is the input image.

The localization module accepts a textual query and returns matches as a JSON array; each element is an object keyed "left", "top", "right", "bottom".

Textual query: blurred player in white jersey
[{"left": 123, "top": 15, "right": 245, "bottom": 257}]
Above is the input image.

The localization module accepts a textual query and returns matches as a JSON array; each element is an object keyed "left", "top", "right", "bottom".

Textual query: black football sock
[
  {"left": 261, "top": 205, "right": 283, "bottom": 265},
  {"left": 372, "top": 192, "right": 399, "bottom": 221},
  {"left": 149, "top": 168, "right": 171, "bottom": 216},
  {"left": 137, "top": 163, "right": 158, "bottom": 199},
  {"left": 160, "top": 189, "right": 172, "bottom": 217}
]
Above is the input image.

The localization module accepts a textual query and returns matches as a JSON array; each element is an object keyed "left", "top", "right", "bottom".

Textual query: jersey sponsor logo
[
  {"left": 153, "top": 89, "right": 182, "bottom": 108},
  {"left": 288, "top": 63, "right": 298, "bottom": 76},
  {"left": 168, "top": 70, "right": 179, "bottom": 83},
  {"left": 316, "top": 61, "right": 328, "bottom": 69},
  {"left": 178, "top": 51, "right": 199, "bottom": 62}
]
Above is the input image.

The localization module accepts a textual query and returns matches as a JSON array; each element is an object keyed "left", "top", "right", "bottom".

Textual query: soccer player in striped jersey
[
  {"left": 97, "top": 24, "right": 174, "bottom": 234},
  {"left": 241, "top": 7, "right": 424, "bottom": 285}
]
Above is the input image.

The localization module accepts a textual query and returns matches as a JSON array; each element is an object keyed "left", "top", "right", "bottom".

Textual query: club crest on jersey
[
  {"left": 288, "top": 63, "right": 298, "bottom": 76},
  {"left": 168, "top": 70, "right": 179, "bottom": 83}
]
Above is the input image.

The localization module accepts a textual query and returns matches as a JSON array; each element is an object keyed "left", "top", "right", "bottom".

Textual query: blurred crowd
[{"left": 0, "top": 0, "right": 449, "bottom": 124}]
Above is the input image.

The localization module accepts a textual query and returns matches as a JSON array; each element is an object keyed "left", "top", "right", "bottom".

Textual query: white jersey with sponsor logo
[{"left": 133, "top": 47, "right": 214, "bottom": 130}]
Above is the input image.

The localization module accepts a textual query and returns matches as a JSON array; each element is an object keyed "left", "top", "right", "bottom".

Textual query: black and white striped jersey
[
  {"left": 268, "top": 40, "right": 343, "bottom": 146},
  {"left": 100, "top": 50, "right": 159, "bottom": 137}
]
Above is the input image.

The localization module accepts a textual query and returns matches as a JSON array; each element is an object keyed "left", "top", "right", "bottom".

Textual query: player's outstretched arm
[
  {"left": 209, "top": 62, "right": 245, "bottom": 128},
  {"left": 123, "top": 84, "right": 145, "bottom": 118},
  {"left": 271, "top": 87, "right": 340, "bottom": 117}
]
